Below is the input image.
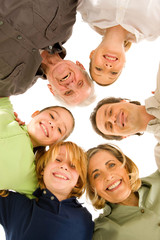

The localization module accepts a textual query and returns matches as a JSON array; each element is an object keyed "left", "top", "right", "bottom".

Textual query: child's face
[
  {"left": 27, "top": 107, "right": 74, "bottom": 147},
  {"left": 43, "top": 145, "right": 79, "bottom": 200}
]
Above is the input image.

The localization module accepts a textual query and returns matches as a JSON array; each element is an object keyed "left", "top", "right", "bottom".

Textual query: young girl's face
[
  {"left": 88, "top": 150, "right": 132, "bottom": 205},
  {"left": 43, "top": 145, "right": 79, "bottom": 200},
  {"left": 27, "top": 107, "right": 74, "bottom": 147}
]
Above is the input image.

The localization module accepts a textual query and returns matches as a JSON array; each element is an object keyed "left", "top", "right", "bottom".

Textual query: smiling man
[
  {"left": 90, "top": 65, "right": 160, "bottom": 167},
  {"left": 0, "top": 0, "right": 94, "bottom": 106},
  {"left": 40, "top": 50, "right": 94, "bottom": 105}
]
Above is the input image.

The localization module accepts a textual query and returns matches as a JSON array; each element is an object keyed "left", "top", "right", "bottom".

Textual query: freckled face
[{"left": 88, "top": 150, "right": 131, "bottom": 204}]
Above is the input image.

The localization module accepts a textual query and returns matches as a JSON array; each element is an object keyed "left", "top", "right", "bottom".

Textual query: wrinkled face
[
  {"left": 96, "top": 102, "right": 141, "bottom": 137},
  {"left": 27, "top": 107, "right": 74, "bottom": 147},
  {"left": 43, "top": 145, "right": 79, "bottom": 199},
  {"left": 47, "top": 60, "right": 92, "bottom": 105},
  {"left": 88, "top": 150, "right": 131, "bottom": 204},
  {"left": 90, "top": 46, "right": 125, "bottom": 85}
]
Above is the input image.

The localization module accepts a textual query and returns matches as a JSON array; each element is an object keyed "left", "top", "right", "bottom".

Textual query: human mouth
[
  {"left": 103, "top": 54, "right": 118, "bottom": 62},
  {"left": 40, "top": 123, "right": 49, "bottom": 137},
  {"left": 53, "top": 173, "right": 69, "bottom": 180},
  {"left": 117, "top": 111, "right": 126, "bottom": 128},
  {"left": 59, "top": 73, "right": 71, "bottom": 82},
  {"left": 106, "top": 180, "right": 122, "bottom": 191}
]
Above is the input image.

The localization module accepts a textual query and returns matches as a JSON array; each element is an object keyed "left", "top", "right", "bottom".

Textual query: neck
[
  {"left": 139, "top": 105, "right": 155, "bottom": 131},
  {"left": 103, "top": 25, "right": 129, "bottom": 47},
  {"left": 41, "top": 50, "right": 62, "bottom": 69},
  {"left": 120, "top": 192, "right": 139, "bottom": 206}
]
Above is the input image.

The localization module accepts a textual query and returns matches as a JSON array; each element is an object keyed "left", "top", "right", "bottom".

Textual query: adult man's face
[
  {"left": 96, "top": 101, "right": 142, "bottom": 137},
  {"left": 47, "top": 60, "right": 92, "bottom": 105}
]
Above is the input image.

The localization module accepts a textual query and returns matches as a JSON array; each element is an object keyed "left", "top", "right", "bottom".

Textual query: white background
[{"left": 1, "top": 13, "right": 160, "bottom": 238}]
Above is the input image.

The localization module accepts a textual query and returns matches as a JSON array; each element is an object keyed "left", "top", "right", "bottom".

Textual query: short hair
[
  {"left": 86, "top": 143, "right": 141, "bottom": 209},
  {"left": 35, "top": 141, "right": 87, "bottom": 199},
  {"left": 53, "top": 69, "right": 96, "bottom": 107},
  {"left": 90, "top": 97, "right": 142, "bottom": 140}
]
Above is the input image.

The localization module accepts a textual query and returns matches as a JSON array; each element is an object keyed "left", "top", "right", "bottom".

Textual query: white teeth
[
  {"left": 107, "top": 180, "right": 121, "bottom": 190},
  {"left": 105, "top": 55, "right": 117, "bottom": 61},
  {"left": 54, "top": 174, "right": 67, "bottom": 180},
  {"left": 60, "top": 73, "right": 71, "bottom": 82},
  {"left": 41, "top": 124, "right": 48, "bottom": 136}
]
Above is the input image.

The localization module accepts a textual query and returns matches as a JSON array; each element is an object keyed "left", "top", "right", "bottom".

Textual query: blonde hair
[
  {"left": 86, "top": 143, "right": 141, "bottom": 209},
  {"left": 35, "top": 141, "right": 87, "bottom": 198}
]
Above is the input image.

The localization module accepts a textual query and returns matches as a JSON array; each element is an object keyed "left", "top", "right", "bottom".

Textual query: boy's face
[
  {"left": 27, "top": 107, "right": 74, "bottom": 147},
  {"left": 43, "top": 145, "right": 79, "bottom": 200}
]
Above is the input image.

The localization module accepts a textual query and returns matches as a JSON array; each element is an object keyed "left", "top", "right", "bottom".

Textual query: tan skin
[
  {"left": 88, "top": 150, "right": 139, "bottom": 206},
  {"left": 90, "top": 25, "right": 131, "bottom": 85}
]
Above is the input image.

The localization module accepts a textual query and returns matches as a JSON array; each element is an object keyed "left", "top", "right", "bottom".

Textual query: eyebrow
[{"left": 91, "top": 160, "right": 112, "bottom": 176}]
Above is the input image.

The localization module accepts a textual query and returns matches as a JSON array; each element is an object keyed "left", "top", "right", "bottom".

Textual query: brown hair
[
  {"left": 86, "top": 143, "right": 141, "bottom": 209},
  {"left": 35, "top": 141, "right": 87, "bottom": 198},
  {"left": 90, "top": 97, "right": 142, "bottom": 140}
]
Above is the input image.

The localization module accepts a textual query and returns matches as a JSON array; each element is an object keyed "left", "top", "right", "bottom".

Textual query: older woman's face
[{"left": 88, "top": 150, "right": 132, "bottom": 204}]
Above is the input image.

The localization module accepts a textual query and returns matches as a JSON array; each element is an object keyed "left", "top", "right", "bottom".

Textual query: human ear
[
  {"left": 47, "top": 84, "right": 55, "bottom": 96},
  {"left": 31, "top": 110, "right": 40, "bottom": 118},
  {"left": 76, "top": 61, "right": 85, "bottom": 70},
  {"left": 89, "top": 50, "right": 95, "bottom": 59}
]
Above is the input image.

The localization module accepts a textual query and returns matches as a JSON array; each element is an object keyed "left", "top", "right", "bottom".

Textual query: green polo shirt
[
  {"left": 93, "top": 170, "right": 160, "bottom": 240},
  {"left": 0, "top": 97, "right": 38, "bottom": 198}
]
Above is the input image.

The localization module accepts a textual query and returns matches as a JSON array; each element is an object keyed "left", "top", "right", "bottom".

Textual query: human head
[
  {"left": 90, "top": 97, "right": 142, "bottom": 140},
  {"left": 86, "top": 144, "right": 141, "bottom": 209},
  {"left": 36, "top": 141, "right": 87, "bottom": 199},
  {"left": 41, "top": 52, "right": 95, "bottom": 106},
  {"left": 27, "top": 106, "right": 75, "bottom": 147},
  {"left": 89, "top": 41, "right": 132, "bottom": 86}
]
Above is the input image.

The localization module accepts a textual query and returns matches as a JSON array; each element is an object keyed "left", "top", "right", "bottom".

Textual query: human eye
[
  {"left": 108, "top": 162, "right": 115, "bottom": 168},
  {"left": 109, "top": 122, "right": 112, "bottom": 130},
  {"left": 58, "top": 127, "right": 62, "bottom": 134},
  {"left": 50, "top": 113, "right": 54, "bottom": 119},
  {"left": 55, "top": 158, "right": 61, "bottom": 162},
  {"left": 70, "top": 163, "right": 76, "bottom": 169},
  {"left": 95, "top": 67, "right": 102, "bottom": 71},
  {"left": 93, "top": 173, "right": 100, "bottom": 179},
  {"left": 109, "top": 108, "right": 112, "bottom": 116},
  {"left": 111, "top": 71, "right": 118, "bottom": 75},
  {"left": 77, "top": 80, "right": 84, "bottom": 88},
  {"left": 64, "top": 90, "right": 74, "bottom": 96}
]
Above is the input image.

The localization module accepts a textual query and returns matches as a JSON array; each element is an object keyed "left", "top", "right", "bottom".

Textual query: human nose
[
  {"left": 108, "top": 114, "right": 116, "bottom": 124},
  {"left": 49, "top": 121, "right": 54, "bottom": 129},
  {"left": 60, "top": 163, "right": 68, "bottom": 171},
  {"left": 105, "top": 63, "right": 113, "bottom": 69}
]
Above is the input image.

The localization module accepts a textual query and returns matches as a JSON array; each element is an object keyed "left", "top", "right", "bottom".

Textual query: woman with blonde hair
[
  {"left": 0, "top": 141, "right": 94, "bottom": 240},
  {"left": 87, "top": 143, "right": 160, "bottom": 240}
]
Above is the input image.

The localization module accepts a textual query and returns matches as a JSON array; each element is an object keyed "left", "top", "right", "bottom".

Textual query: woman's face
[
  {"left": 88, "top": 150, "right": 132, "bottom": 204},
  {"left": 43, "top": 145, "right": 79, "bottom": 200}
]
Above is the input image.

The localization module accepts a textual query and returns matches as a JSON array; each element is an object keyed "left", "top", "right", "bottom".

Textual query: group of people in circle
[{"left": 0, "top": 0, "right": 160, "bottom": 239}]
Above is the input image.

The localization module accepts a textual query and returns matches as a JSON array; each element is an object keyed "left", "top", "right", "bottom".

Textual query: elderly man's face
[
  {"left": 47, "top": 60, "right": 92, "bottom": 105},
  {"left": 96, "top": 101, "right": 142, "bottom": 137}
]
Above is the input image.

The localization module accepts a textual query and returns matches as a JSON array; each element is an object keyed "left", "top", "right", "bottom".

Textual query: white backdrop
[{"left": 1, "top": 13, "right": 160, "bottom": 238}]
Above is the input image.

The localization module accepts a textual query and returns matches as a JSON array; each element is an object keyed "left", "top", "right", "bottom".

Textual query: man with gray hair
[{"left": 0, "top": 0, "right": 95, "bottom": 106}]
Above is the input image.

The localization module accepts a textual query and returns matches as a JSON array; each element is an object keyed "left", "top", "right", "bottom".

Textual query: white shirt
[
  {"left": 78, "top": 0, "right": 160, "bottom": 42},
  {"left": 145, "top": 64, "right": 160, "bottom": 170}
]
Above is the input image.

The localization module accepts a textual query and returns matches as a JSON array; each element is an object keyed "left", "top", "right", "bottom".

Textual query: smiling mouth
[
  {"left": 53, "top": 173, "right": 68, "bottom": 180},
  {"left": 106, "top": 180, "right": 122, "bottom": 191},
  {"left": 40, "top": 123, "right": 49, "bottom": 137},
  {"left": 59, "top": 73, "right": 71, "bottom": 82},
  {"left": 117, "top": 111, "right": 125, "bottom": 128},
  {"left": 103, "top": 54, "right": 118, "bottom": 62}
]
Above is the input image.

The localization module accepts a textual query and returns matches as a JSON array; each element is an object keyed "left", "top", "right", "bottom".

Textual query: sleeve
[{"left": 0, "top": 192, "right": 30, "bottom": 232}]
